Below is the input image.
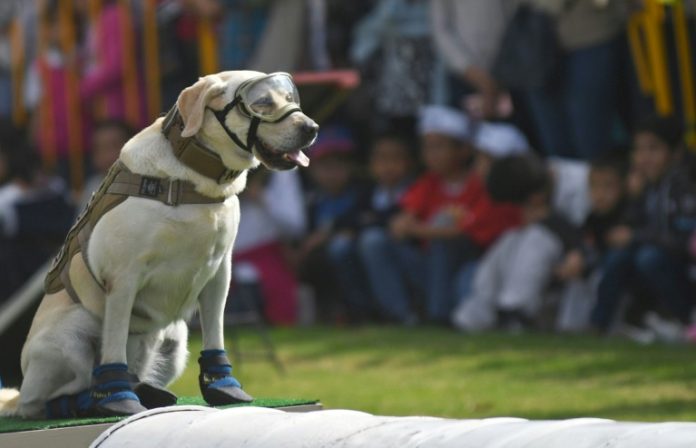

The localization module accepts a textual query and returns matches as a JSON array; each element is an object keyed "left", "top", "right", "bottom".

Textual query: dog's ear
[{"left": 177, "top": 75, "right": 227, "bottom": 138}]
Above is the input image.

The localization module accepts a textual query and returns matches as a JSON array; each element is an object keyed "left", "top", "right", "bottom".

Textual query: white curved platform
[{"left": 91, "top": 406, "right": 696, "bottom": 448}]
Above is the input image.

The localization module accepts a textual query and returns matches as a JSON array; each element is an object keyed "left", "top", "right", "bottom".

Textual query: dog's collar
[{"left": 161, "top": 106, "right": 244, "bottom": 184}]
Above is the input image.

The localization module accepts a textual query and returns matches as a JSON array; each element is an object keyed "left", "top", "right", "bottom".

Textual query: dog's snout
[{"left": 301, "top": 122, "right": 320, "bottom": 138}]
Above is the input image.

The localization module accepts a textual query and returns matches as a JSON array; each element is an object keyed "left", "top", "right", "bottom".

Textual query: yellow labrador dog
[{"left": 0, "top": 71, "right": 317, "bottom": 418}]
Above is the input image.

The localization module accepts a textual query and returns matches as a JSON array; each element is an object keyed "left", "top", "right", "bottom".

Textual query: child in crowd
[
  {"left": 78, "top": 119, "right": 134, "bottom": 210},
  {"left": 326, "top": 132, "right": 416, "bottom": 322},
  {"left": 583, "top": 154, "right": 629, "bottom": 259},
  {"left": 298, "top": 125, "right": 364, "bottom": 322},
  {"left": 555, "top": 152, "right": 629, "bottom": 332},
  {"left": 361, "top": 106, "right": 521, "bottom": 324},
  {"left": 452, "top": 154, "right": 583, "bottom": 332},
  {"left": 590, "top": 117, "right": 696, "bottom": 335},
  {"left": 451, "top": 121, "right": 531, "bottom": 301}
]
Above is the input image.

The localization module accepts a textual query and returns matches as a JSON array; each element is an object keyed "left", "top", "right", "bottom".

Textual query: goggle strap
[
  {"left": 211, "top": 99, "right": 253, "bottom": 154},
  {"left": 220, "top": 97, "right": 240, "bottom": 117},
  {"left": 247, "top": 117, "right": 260, "bottom": 151}
]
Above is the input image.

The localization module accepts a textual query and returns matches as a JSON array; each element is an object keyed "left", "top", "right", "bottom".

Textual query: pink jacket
[{"left": 81, "top": 4, "right": 148, "bottom": 128}]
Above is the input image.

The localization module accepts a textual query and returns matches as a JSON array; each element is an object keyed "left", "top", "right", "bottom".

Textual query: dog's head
[{"left": 176, "top": 71, "right": 318, "bottom": 172}]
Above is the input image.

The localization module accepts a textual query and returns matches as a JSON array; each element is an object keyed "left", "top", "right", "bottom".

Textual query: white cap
[
  {"left": 474, "top": 122, "right": 530, "bottom": 157},
  {"left": 418, "top": 105, "right": 471, "bottom": 142}
]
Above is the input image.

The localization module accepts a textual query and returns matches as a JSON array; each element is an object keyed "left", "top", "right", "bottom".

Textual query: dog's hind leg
[
  {"left": 197, "top": 255, "right": 253, "bottom": 405},
  {"left": 18, "top": 307, "right": 98, "bottom": 418}
]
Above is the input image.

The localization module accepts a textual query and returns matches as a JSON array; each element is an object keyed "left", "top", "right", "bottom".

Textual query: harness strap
[
  {"left": 107, "top": 162, "right": 226, "bottom": 206},
  {"left": 162, "top": 107, "right": 243, "bottom": 184}
]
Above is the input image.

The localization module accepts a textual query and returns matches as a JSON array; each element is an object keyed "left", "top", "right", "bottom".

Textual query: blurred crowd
[{"left": 1, "top": 0, "right": 696, "bottom": 343}]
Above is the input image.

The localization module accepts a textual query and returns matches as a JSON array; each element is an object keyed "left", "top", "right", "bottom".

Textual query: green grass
[{"left": 171, "top": 326, "right": 696, "bottom": 422}]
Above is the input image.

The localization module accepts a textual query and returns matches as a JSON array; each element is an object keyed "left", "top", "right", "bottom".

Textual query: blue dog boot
[
  {"left": 91, "top": 363, "right": 147, "bottom": 416},
  {"left": 45, "top": 390, "right": 93, "bottom": 418},
  {"left": 198, "top": 350, "right": 253, "bottom": 405}
]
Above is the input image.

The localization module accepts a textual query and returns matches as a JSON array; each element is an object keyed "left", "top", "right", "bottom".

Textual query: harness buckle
[{"left": 165, "top": 179, "right": 181, "bottom": 206}]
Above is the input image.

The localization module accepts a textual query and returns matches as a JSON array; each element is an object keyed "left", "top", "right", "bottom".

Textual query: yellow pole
[
  {"left": 119, "top": 0, "right": 140, "bottom": 126},
  {"left": 9, "top": 19, "right": 27, "bottom": 126},
  {"left": 59, "top": 0, "right": 84, "bottom": 190},
  {"left": 143, "top": 0, "right": 161, "bottom": 119},
  {"left": 197, "top": 18, "right": 218, "bottom": 75},
  {"left": 37, "top": 2, "right": 57, "bottom": 170},
  {"left": 672, "top": 1, "right": 696, "bottom": 150},
  {"left": 627, "top": 13, "right": 653, "bottom": 95},
  {"left": 643, "top": 0, "right": 673, "bottom": 116}
]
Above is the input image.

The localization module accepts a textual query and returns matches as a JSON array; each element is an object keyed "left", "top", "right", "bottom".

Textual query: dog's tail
[{"left": 0, "top": 388, "right": 20, "bottom": 416}]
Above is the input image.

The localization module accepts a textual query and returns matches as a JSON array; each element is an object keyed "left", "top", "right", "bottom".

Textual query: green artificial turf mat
[{"left": 0, "top": 397, "right": 318, "bottom": 434}]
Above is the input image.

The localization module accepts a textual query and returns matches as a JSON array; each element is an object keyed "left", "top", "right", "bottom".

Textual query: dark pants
[
  {"left": 358, "top": 228, "right": 479, "bottom": 323},
  {"left": 525, "top": 38, "right": 622, "bottom": 160},
  {"left": 591, "top": 244, "right": 693, "bottom": 331}
]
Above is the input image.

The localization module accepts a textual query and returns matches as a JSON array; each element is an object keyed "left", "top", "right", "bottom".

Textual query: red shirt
[{"left": 400, "top": 172, "right": 521, "bottom": 247}]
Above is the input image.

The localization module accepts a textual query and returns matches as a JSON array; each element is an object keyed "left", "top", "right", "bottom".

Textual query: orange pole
[
  {"left": 672, "top": 1, "right": 696, "bottom": 150},
  {"left": 197, "top": 18, "right": 218, "bottom": 75},
  {"left": 37, "top": 0, "right": 57, "bottom": 170},
  {"left": 119, "top": 0, "right": 140, "bottom": 126},
  {"left": 9, "top": 19, "right": 27, "bottom": 126},
  {"left": 59, "top": 0, "right": 84, "bottom": 190},
  {"left": 143, "top": 0, "right": 161, "bottom": 119}
]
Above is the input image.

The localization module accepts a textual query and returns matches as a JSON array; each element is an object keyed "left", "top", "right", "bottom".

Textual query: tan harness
[{"left": 45, "top": 107, "right": 242, "bottom": 302}]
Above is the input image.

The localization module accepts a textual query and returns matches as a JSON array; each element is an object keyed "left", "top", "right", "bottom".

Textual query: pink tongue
[{"left": 286, "top": 150, "right": 310, "bottom": 167}]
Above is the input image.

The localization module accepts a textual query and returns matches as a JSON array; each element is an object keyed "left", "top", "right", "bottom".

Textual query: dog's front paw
[
  {"left": 198, "top": 350, "right": 253, "bottom": 405},
  {"left": 91, "top": 363, "right": 147, "bottom": 416}
]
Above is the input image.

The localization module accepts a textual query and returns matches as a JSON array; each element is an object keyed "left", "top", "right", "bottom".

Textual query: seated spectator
[
  {"left": 78, "top": 119, "right": 135, "bottom": 210},
  {"left": 361, "top": 106, "right": 521, "bottom": 325},
  {"left": 582, "top": 153, "right": 630, "bottom": 269},
  {"left": 0, "top": 145, "right": 74, "bottom": 301},
  {"left": 590, "top": 117, "right": 696, "bottom": 336},
  {"left": 326, "top": 132, "right": 416, "bottom": 322},
  {"left": 556, "top": 152, "right": 629, "bottom": 332},
  {"left": 232, "top": 168, "right": 306, "bottom": 326},
  {"left": 452, "top": 121, "right": 531, "bottom": 301},
  {"left": 298, "top": 125, "right": 364, "bottom": 323},
  {"left": 452, "top": 154, "right": 583, "bottom": 332}
]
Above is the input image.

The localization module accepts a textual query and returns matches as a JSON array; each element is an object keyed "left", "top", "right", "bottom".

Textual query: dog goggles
[
  {"left": 235, "top": 72, "right": 302, "bottom": 122},
  {"left": 213, "top": 72, "right": 302, "bottom": 124},
  {"left": 210, "top": 72, "right": 302, "bottom": 153}
]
